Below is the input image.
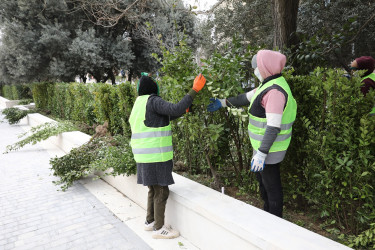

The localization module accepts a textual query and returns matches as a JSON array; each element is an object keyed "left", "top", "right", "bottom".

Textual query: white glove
[{"left": 251, "top": 150, "right": 267, "bottom": 172}]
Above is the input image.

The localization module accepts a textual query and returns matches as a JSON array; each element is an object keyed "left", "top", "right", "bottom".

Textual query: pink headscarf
[{"left": 256, "top": 50, "right": 287, "bottom": 79}]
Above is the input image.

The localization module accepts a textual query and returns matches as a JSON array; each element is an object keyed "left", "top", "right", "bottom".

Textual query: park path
[{"left": 0, "top": 113, "right": 151, "bottom": 250}]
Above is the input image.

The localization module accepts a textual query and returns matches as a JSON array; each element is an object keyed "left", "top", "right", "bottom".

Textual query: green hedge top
[{"left": 2, "top": 84, "right": 32, "bottom": 100}]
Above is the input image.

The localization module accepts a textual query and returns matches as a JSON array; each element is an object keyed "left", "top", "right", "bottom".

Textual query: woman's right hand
[{"left": 192, "top": 73, "right": 206, "bottom": 92}]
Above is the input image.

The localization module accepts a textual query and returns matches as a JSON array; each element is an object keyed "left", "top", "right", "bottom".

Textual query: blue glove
[
  {"left": 207, "top": 98, "right": 224, "bottom": 112},
  {"left": 251, "top": 151, "right": 267, "bottom": 172}
]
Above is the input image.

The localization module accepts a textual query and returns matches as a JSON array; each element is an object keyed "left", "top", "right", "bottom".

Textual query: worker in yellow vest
[
  {"left": 129, "top": 72, "right": 206, "bottom": 239},
  {"left": 207, "top": 50, "right": 297, "bottom": 217}
]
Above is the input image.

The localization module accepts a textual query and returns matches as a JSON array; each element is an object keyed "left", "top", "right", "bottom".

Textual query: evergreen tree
[
  {"left": 74, "top": 0, "right": 198, "bottom": 80},
  {"left": 197, "top": 0, "right": 374, "bottom": 71},
  {"left": 298, "top": 0, "right": 375, "bottom": 61},
  {"left": 0, "top": 0, "right": 197, "bottom": 84},
  {"left": 199, "top": 0, "right": 273, "bottom": 52}
]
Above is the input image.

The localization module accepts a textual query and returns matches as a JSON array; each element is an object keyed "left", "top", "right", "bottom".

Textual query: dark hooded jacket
[
  {"left": 356, "top": 56, "right": 375, "bottom": 96},
  {"left": 134, "top": 75, "right": 196, "bottom": 186}
]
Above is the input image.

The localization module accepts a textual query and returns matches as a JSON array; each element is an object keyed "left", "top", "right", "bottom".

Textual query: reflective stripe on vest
[
  {"left": 248, "top": 130, "right": 292, "bottom": 142},
  {"left": 362, "top": 73, "right": 375, "bottom": 116},
  {"left": 248, "top": 119, "right": 294, "bottom": 130},
  {"left": 248, "top": 76, "right": 297, "bottom": 153},
  {"left": 131, "top": 130, "right": 172, "bottom": 139},
  {"left": 132, "top": 146, "right": 173, "bottom": 154},
  {"left": 129, "top": 95, "right": 173, "bottom": 163}
]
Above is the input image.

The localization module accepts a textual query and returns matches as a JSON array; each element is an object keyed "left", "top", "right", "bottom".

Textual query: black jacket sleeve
[
  {"left": 151, "top": 94, "right": 193, "bottom": 117},
  {"left": 144, "top": 90, "right": 197, "bottom": 127},
  {"left": 226, "top": 93, "right": 250, "bottom": 107}
]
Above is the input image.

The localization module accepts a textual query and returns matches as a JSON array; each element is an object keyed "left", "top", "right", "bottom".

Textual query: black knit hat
[{"left": 137, "top": 75, "right": 159, "bottom": 96}]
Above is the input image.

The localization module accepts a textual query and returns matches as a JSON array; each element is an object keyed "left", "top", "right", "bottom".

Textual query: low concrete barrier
[
  {"left": 17, "top": 111, "right": 350, "bottom": 250},
  {"left": 25, "top": 113, "right": 91, "bottom": 154},
  {"left": 12, "top": 104, "right": 35, "bottom": 111},
  {"left": 99, "top": 173, "right": 350, "bottom": 250},
  {"left": 13, "top": 105, "right": 29, "bottom": 111},
  {"left": 0, "top": 96, "right": 19, "bottom": 108}
]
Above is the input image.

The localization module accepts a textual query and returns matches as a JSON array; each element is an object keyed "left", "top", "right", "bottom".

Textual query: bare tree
[
  {"left": 67, "top": 0, "right": 148, "bottom": 27},
  {"left": 68, "top": 0, "right": 227, "bottom": 27}
]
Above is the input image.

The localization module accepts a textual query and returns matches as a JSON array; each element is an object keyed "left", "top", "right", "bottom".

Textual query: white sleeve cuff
[
  {"left": 265, "top": 113, "right": 282, "bottom": 128},
  {"left": 219, "top": 99, "right": 227, "bottom": 107},
  {"left": 246, "top": 89, "right": 257, "bottom": 102},
  {"left": 256, "top": 150, "right": 267, "bottom": 157}
]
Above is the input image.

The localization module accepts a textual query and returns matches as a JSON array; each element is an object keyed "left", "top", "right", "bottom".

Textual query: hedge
[
  {"left": 28, "top": 44, "right": 374, "bottom": 245},
  {"left": 154, "top": 40, "right": 375, "bottom": 242},
  {"left": 31, "top": 82, "right": 136, "bottom": 136},
  {"left": 2, "top": 84, "right": 32, "bottom": 100}
]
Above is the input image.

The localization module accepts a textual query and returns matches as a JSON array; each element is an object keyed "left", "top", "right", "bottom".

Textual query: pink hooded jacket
[
  {"left": 257, "top": 50, "right": 287, "bottom": 79},
  {"left": 256, "top": 50, "right": 287, "bottom": 121}
]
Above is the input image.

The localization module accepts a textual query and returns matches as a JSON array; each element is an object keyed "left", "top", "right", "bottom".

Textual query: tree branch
[
  {"left": 66, "top": 0, "right": 147, "bottom": 27},
  {"left": 191, "top": 0, "right": 226, "bottom": 15},
  {"left": 323, "top": 10, "right": 375, "bottom": 54}
]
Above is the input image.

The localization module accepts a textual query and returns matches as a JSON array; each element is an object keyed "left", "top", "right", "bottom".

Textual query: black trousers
[{"left": 256, "top": 163, "right": 283, "bottom": 218}]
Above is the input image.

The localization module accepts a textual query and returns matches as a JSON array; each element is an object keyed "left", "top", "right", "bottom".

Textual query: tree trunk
[
  {"left": 80, "top": 74, "right": 87, "bottom": 83},
  {"left": 108, "top": 69, "right": 116, "bottom": 85},
  {"left": 102, "top": 69, "right": 116, "bottom": 84},
  {"left": 91, "top": 71, "right": 102, "bottom": 83},
  {"left": 272, "top": 0, "right": 299, "bottom": 49},
  {"left": 128, "top": 68, "right": 133, "bottom": 82}
]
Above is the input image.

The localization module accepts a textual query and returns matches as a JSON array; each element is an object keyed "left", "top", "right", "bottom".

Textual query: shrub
[
  {"left": 68, "top": 83, "right": 95, "bottom": 125},
  {"left": 20, "top": 40, "right": 375, "bottom": 244},
  {"left": 116, "top": 82, "right": 136, "bottom": 137},
  {"left": 2, "top": 84, "right": 32, "bottom": 100},
  {"left": 154, "top": 37, "right": 257, "bottom": 189},
  {"left": 156, "top": 38, "right": 375, "bottom": 241},
  {"left": 0, "top": 83, "right": 4, "bottom": 96},
  {"left": 46, "top": 82, "right": 56, "bottom": 114},
  {"left": 284, "top": 68, "right": 375, "bottom": 235},
  {"left": 52, "top": 83, "right": 69, "bottom": 119},
  {"left": 3, "top": 85, "right": 13, "bottom": 99},
  {"left": 18, "top": 99, "right": 33, "bottom": 105},
  {"left": 11, "top": 85, "right": 19, "bottom": 100},
  {"left": 93, "top": 84, "right": 119, "bottom": 134},
  {"left": 50, "top": 135, "right": 136, "bottom": 191},
  {"left": 2, "top": 107, "right": 31, "bottom": 124},
  {"left": 93, "top": 83, "right": 135, "bottom": 135},
  {"left": 345, "top": 223, "right": 375, "bottom": 249},
  {"left": 30, "top": 81, "right": 135, "bottom": 133},
  {"left": 4, "top": 121, "right": 77, "bottom": 153},
  {"left": 17, "top": 84, "right": 33, "bottom": 100},
  {"left": 31, "top": 82, "right": 49, "bottom": 110},
  {"left": 50, "top": 137, "right": 106, "bottom": 191}
]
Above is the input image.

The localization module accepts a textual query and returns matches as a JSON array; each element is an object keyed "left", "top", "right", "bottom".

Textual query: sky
[{"left": 182, "top": 0, "right": 218, "bottom": 12}]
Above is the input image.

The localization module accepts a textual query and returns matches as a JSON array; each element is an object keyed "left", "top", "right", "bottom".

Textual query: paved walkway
[{"left": 0, "top": 114, "right": 151, "bottom": 250}]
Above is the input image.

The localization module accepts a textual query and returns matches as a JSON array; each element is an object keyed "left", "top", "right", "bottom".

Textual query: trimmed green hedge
[
  {"left": 284, "top": 68, "right": 375, "bottom": 236},
  {"left": 28, "top": 45, "right": 375, "bottom": 245},
  {"left": 31, "top": 82, "right": 136, "bottom": 136},
  {"left": 154, "top": 40, "right": 375, "bottom": 243},
  {"left": 2, "top": 84, "right": 32, "bottom": 100},
  {"left": 0, "top": 83, "right": 4, "bottom": 96}
]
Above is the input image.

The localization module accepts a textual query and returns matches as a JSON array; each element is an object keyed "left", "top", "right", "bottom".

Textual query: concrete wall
[
  {"left": 0, "top": 96, "right": 19, "bottom": 108},
  {"left": 26, "top": 113, "right": 92, "bottom": 154},
  {"left": 99, "top": 173, "right": 350, "bottom": 250},
  {"left": 7, "top": 110, "right": 350, "bottom": 250}
]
